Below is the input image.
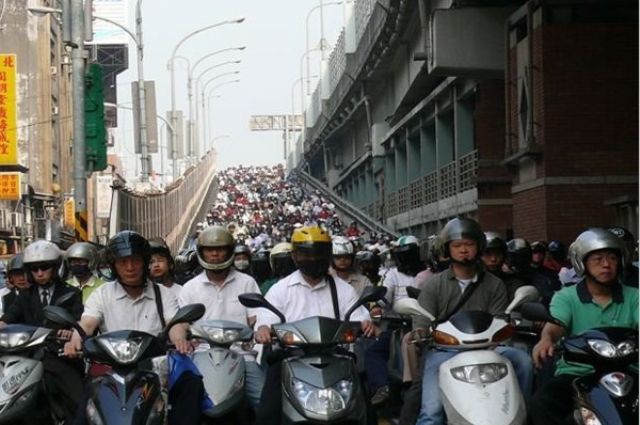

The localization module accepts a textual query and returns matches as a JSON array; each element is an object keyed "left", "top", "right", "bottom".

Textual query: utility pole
[
  {"left": 135, "top": 0, "right": 149, "bottom": 182},
  {"left": 71, "top": 0, "right": 88, "bottom": 241}
]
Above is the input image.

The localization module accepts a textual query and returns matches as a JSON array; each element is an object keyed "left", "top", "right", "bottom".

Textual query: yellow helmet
[
  {"left": 291, "top": 226, "right": 332, "bottom": 278},
  {"left": 291, "top": 225, "right": 332, "bottom": 246}
]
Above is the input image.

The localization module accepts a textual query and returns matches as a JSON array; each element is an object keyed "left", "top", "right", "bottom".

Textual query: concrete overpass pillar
[
  {"left": 408, "top": 128, "right": 421, "bottom": 182},
  {"left": 385, "top": 150, "right": 396, "bottom": 192},
  {"left": 436, "top": 111, "right": 454, "bottom": 167},
  {"left": 421, "top": 123, "right": 437, "bottom": 173},
  {"left": 455, "top": 94, "right": 476, "bottom": 157},
  {"left": 395, "top": 137, "right": 408, "bottom": 188}
]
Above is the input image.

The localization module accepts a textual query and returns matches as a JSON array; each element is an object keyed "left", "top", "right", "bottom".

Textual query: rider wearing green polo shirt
[{"left": 528, "top": 228, "right": 639, "bottom": 425}]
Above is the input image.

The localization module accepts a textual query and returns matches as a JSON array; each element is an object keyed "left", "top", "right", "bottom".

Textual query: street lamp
[
  {"left": 167, "top": 18, "right": 245, "bottom": 178},
  {"left": 204, "top": 80, "right": 240, "bottom": 148},
  {"left": 305, "top": 1, "right": 343, "bottom": 95},
  {"left": 200, "top": 72, "right": 240, "bottom": 146}
]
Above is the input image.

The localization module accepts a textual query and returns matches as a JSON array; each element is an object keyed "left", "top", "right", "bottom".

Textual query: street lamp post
[
  {"left": 134, "top": 0, "right": 149, "bottom": 183},
  {"left": 204, "top": 80, "right": 240, "bottom": 149},
  {"left": 305, "top": 1, "right": 342, "bottom": 95},
  {"left": 168, "top": 18, "right": 245, "bottom": 179},
  {"left": 200, "top": 72, "right": 240, "bottom": 146}
]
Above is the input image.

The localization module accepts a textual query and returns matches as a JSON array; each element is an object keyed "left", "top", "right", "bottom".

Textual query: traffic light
[{"left": 84, "top": 63, "right": 107, "bottom": 172}]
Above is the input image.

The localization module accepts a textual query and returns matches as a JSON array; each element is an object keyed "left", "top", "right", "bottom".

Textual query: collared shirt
[
  {"left": 163, "top": 282, "right": 182, "bottom": 301},
  {"left": 329, "top": 269, "right": 372, "bottom": 296},
  {"left": 180, "top": 269, "right": 260, "bottom": 325},
  {"left": 66, "top": 275, "right": 105, "bottom": 303},
  {"left": 382, "top": 267, "right": 420, "bottom": 308},
  {"left": 413, "top": 267, "right": 508, "bottom": 330},
  {"left": 550, "top": 280, "right": 639, "bottom": 376},
  {"left": 83, "top": 280, "right": 179, "bottom": 335},
  {"left": 254, "top": 270, "right": 370, "bottom": 331}
]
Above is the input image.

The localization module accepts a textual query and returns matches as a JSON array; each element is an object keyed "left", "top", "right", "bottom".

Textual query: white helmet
[
  {"left": 24, "top": 240, "right": 62, "bottom": 266},
  {"left": 332, "top": 236, "right": 354, "bottom": 256},
  {"left": 65, "top": 242, "right": 98, "bottom": 269}
]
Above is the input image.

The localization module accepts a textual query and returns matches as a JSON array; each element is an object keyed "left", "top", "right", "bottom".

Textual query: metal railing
[
  {"left": 298, "top": 170, "right": 399, "bottom": 238},
  {"left": 115, "top": 151, "right": 217, "bottom": 253},
  {"left": 327, "top": 30, "right": 346, "bottom": 98},
  {"left": 355, "top": 0, "right": 377, "bottom": 43},
  {"left": 385, "top": 150, "right": 479, "bottom": 216}
]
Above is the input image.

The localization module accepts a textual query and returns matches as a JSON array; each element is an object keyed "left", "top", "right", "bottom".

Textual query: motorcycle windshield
[
  {"left": 84, "top": 330, "right": 164, "bottom": 367},
  {"left": 273, "top": 317, "right": 361, "bottom": 346}
]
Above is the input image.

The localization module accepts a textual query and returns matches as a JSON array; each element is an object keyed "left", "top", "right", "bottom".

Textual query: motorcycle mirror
[
  {"left": 519, "top": 302, "right": 565, "bottom": 327},
  {"left": 165, "top": 303, "right": 206, "bottom": 331},
  {"left": 393, "top": 298, "right": 436, "bottom": 322},
  {"left": 43, "top": 306, "right": 86, "bottom": 338},
  {"left": 345, "top": 286, "right": 387, "bottom": 321},
  {"left": 238, "top": 293, "right": 286, "bottom": 323},
  {"left": 53, "top": 291, "right": 77, "bottom": 307},
  {"left": 505, "top": 285, "right": 540, "bottom": 314},
  {"left": 406, "top": 286, "right": 421, "bottom": 300}
]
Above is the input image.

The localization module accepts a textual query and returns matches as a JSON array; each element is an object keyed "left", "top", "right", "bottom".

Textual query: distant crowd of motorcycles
[{"left": 0, "top": 163, "right": 635, "bottom": 425}]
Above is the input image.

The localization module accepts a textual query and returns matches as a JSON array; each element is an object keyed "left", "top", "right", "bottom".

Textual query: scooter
[
  {"left": 43, "top": 303, "right": 205, "bottom": 425},
  {"left": 394, "top": 285, "right": 539, "bottom": 425},
  {"left": 521, "top": 302, "right": 639, "bottom": 425},
  {"left": 0, "top": 292, "right": 78, "bottom": 424},
  {"left": 190, "top": 319, "right": 253, "bottom": 419},
  {"left": 239, "top": 285, "right": 387, "bottom": 424}
]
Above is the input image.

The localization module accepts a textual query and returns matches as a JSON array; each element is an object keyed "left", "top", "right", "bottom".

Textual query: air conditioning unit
[
  {"left": 52, "top": 105, "right": 59, "bottom": 116},
  {"left": 0, "top": 209, "right": 9, "bottom": 230},
  {"left": 50, "top": 66, "right": 58, "bottom": 76},
  {"left": 11, "top": 212, "right": 22, "bottom": 228}
]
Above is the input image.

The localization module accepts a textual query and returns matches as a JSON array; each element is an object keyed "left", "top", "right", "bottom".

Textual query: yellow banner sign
[
  {"left": 64, "top": 197, "right": 75, "bottom": 229},
  {"left": 0, "top": 172, "right": 20, "bottom": 200},
  {"left": 0, "top": 54, "right": 17, "bottom": 165}
]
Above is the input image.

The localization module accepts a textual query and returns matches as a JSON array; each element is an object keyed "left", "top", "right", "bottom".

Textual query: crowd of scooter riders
[{"left": 0, "top": 163, "right": 636, "bottom": 425}]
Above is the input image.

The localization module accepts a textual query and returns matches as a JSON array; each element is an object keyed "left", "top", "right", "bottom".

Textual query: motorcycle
[
  {"left": 0, "top": 292, "right": 78, "bottom": 424},
  {"left": 190, "top": 319, "right": 253, "bottom": 419},
  {"left": 42, "top": 303, "right": 205, "bottom": 425},
  {"left": 393, "top": 285, "right": 539, "bottom": 425},
  {"left": 239, "top": 285, "right": 387, "bottom": 424},
  {"left": 521, "top": 302, "right": 639, "bottom": 425}
]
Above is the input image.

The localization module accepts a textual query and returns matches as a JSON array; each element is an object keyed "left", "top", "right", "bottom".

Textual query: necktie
[{"left": 41, "top": 288, "right": 49, "bottom": 306}]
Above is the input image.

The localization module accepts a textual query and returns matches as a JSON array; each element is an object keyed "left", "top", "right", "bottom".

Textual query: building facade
[{"left": 296, "top": 0, "right": 638, "bottom": 244}]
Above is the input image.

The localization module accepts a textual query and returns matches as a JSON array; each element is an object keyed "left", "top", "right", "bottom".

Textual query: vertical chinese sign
[
  {"left": 0, "top": 54, "right": 17, "bottom": 166},
  {"left": 0, "top": 173, "right": 20, "bottom": 200}
]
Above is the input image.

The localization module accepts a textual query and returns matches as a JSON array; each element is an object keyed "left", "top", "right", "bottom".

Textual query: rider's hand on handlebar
[
  {"left": 57, "top": 329, "right": 73, "bottom": 342},
  {"left": 63, "top": 331, "right": 83, "bottom": 358},
  {"left": 361, "top": 320, "right": 380, "bottom": 338},
  {"left": 532, "top": 337, "right": 555, "bottom": 369},
  {"left": 255, "top": 325, "right": 273, "bottom": 344},
  {"left": 173, "top": 338, "right": 193, "bottom": 355},
  {"left": 411, "top": 328, "right": 429, "bottom": 344}
]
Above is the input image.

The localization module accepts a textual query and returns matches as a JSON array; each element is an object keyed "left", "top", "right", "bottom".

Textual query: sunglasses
[{"left": 30, "top": 264, "right": 54, "bottom": 272}]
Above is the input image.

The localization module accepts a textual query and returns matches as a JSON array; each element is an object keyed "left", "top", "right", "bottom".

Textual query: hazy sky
[{"left": 112, "top": 0, "right": 345, "bottom": 179}]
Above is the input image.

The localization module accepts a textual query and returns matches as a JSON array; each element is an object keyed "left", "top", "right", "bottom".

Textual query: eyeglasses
[{"left": 30, "top": 264, "right": 53, "bottom": 272}]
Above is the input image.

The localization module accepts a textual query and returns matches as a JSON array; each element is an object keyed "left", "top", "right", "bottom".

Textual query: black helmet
[
  {"left": 7, "top": 253, "right": 25, "bottom": 274},
  {"left": 531, "top": 241, "right": 548, "bottom": 254},
  {"left": 392, "top": 236, "right": 423, "bottom": 276},
  {"left": 234, "top": 244, "right": 252, "bottom": 257},
  {"left": 547, "top": 240, "right": 566, "bottom": 262},
  {"left": 484, "top": 232, "right": 507, "bottom": 254},
  {"left": 506, "top": 238, "right": 532, "bottom": 272},
  {"left": 440, "top": 217, "right": 486, "bottom": 257},
  {"left": 106, "top": 231, "right": 151, "bottom": 274}
]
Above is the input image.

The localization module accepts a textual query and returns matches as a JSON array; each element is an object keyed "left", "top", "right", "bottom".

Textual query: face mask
[
  {"left": 70, "top": 264, "right": 92, "bottom": 278},
  {"left": 234, "top": 259, "right": 250, "bottom": 271}
]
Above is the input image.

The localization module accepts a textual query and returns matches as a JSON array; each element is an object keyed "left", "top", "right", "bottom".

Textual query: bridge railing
[{"left": 114, "top": 151, "right": 217, "bottom": 254}]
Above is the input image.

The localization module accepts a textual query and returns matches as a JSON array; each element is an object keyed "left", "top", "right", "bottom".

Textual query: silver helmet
[
  {"left": 569, "top": 228, "right": 626, "bottom": 278},
  {"left": 332, "top": 236, "right": 354, "bottom": 256},
  {"left": 65, "top": 242, "right": 98, "bottom": 269},
  {"left": 440, "top": 217, "right": 486, "bottom": 255},
  {"left": 23, "top": 240, "right": 62, "bottom": 266},
  {"left": 196, "top": 225, "right": 235, "bottom": 271}
]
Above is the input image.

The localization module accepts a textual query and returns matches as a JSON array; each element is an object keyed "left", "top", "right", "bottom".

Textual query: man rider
[
  {"left": 1, "top": 253, "right": 29, "bottom": 312},
  {"left": 64, "top": 231, "right": 203, "bottom": 425},
  {"left": 529, "top": 228, "right": 638, "bottom": 425},
  {"left": 253, "top": 225, "right": 378, "bottom": 425},
  {"left": 179, "top": 225, "right": 265, "bottom": 410},
  {"left": 0, "top": 240, "right": 84, "bottom": 423},
  {"left": 65, "top": 242, "right": 105, "bottom": 303},
  {"left": 413, "top": 218, "right": 533, "bottom": 425},
  {"left": 260, "top": 242, "right": 296, "bottom": 294},
  {"left": 481, "top": 232, "right": 526, "bottom": 301},
  {"left": 330, "top": 235, "right": 372, "bottom": 296}
]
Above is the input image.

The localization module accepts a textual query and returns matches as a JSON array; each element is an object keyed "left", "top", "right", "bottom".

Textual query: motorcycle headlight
[
  {"left": 578, "top": 407, "right": 602, "bottom": 425},
  {"left": 97, "top": 336, "right": 144, "bottom": 364},
  {"left": 587, "top": 339, "right": 636, "bottom": 359},
  {"left": 0, "top": 332, "right": 31, "bottom": 349},
  {"left": 451, "top": 363, "right": 508, "bottom": 384},
  {"left": 291, "top": 378, "right": 351, "bottom": 415},
  {"left": 201, "top": 326, "right": 241, "bottom": 344}
]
